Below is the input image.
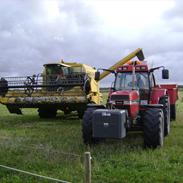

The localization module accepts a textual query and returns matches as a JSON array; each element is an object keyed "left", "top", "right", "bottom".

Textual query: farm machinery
[
  {"left": 82, "top": 50, "right": 178, "bottom": 148},
  {"left": 0, "top": 48, "right": 143, "bottom": 118},
  {"left": 0, "top": 61, "right": 100, "bottom": 118}
]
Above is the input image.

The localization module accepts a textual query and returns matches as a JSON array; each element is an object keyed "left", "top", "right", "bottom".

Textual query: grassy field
[{"left": 0, "top": 91, "right": 182, "bottom": 183}]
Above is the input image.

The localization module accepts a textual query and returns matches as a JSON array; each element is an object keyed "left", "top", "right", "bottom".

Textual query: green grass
[{"left": 0, "top": 92, "right": 182, "bottom": 183}]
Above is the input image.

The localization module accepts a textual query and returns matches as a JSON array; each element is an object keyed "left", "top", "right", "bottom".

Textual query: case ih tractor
[
  {"left": 82, "top": 50, "right": 178, "bottom": 148},
  {"left": 0, "top": 49, "right": 146, "bottom": 119}
]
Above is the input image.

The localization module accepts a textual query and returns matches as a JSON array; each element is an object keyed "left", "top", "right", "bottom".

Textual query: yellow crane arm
[{"left": 99, "top": 48, "right": 144, "bottom": 81}]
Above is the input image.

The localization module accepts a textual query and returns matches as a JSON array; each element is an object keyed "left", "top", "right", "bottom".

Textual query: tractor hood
[{"left": 110, "top": 90, "right": 139, "bottom": 101}]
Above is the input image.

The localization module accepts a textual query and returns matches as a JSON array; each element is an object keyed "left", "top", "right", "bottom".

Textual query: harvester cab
[
  {"left": 82, "top": 50, "right": 178, "bottom": 148},
  {"left": 43, "top": 63, "right": 69, "bottom": 90}
]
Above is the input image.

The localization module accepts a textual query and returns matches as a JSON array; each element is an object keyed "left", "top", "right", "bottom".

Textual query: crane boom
[{"left": 99, "top": 48, "right": 144, "bottom": 81}]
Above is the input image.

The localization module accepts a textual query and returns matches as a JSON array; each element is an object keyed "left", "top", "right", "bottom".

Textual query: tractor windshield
[{"left": 115, "top": 72, "right": 149, "bottom": 90}]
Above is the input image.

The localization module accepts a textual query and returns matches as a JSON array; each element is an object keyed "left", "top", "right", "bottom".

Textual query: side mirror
[
  {"left": 95, "top": 71, "right": 100, "bottom": 81},
  {"left": 162, "top": 69, "right": 169, "bottom": 79}
]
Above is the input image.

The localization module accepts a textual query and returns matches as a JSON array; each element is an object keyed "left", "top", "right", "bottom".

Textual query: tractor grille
[{"left": 110, "top": 95, "right": 129, "bottom": 101}]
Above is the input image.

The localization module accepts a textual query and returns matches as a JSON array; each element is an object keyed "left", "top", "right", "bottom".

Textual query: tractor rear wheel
[
  {"left": 159, "top": 96, "right": 170, "bottom": 136},
  {"left": 170, "top": 104, "right": 176, "bottom": 121},
  {"left": 143, "top": 108, "right": 164, "bottom": 148},
  {"left": 82, "top": 107, "right": 100, "bottom": 145},
  {"left": 38, "top": 108, "right": 57, "bottom": 118}
]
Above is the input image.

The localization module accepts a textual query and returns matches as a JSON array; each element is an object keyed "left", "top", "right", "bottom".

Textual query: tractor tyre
[
  {"left": 82, "top": 107, "right": 100, "bottom": 145},
  {"left": 143, "top": 108, "right": 164, "bottom": 148},
  {"left": 170, "top": 104, "right": 176, "bottom": 121},
  {"left": 159, "top": 96, "right": 170, "bottom": 136},
  {"left": 38, "top": 108, "right": 57, "bottom": 118}
]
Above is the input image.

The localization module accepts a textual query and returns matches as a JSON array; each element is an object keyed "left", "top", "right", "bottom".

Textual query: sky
[{"left": 0, "top": 0, "right": 182, "bottom": 86}]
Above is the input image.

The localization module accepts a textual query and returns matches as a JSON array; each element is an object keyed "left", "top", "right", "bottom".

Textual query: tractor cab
[
  {"left": 112, "top": 62, "right": 150, "bottom": 105},
  {"left": 115, "top": 64, "right": 149, "bottom": 90}
]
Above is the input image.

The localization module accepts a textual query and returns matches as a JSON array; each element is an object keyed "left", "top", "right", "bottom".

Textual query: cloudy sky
[{"left": 0, "top": 0, "right": 182, "bottom": 86}]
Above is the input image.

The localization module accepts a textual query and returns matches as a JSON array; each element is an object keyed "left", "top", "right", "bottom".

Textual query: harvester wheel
[
  {"left": 143, "top": 108, "right": 164, "bottom": 148},
  {"left": 38, "top": 108, "right": 57, "bottom": 118},
  {"left": 170, "top": 104, "right": 176, "bottom": 121},
  {"left": 82, "top": 107, "right": 100, "bottom": 145},
  {"left": 159, "top": 96, "right": 170, "bottom": 136}
]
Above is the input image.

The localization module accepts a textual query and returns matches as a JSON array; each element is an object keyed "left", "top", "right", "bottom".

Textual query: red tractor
[{"left": 82, "top": 55, "right": 178, "bottom": 148}]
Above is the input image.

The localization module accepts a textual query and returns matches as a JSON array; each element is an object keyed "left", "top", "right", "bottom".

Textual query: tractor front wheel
[{"left": 143, "top": 108, "right": 164, "bottom": 148}]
